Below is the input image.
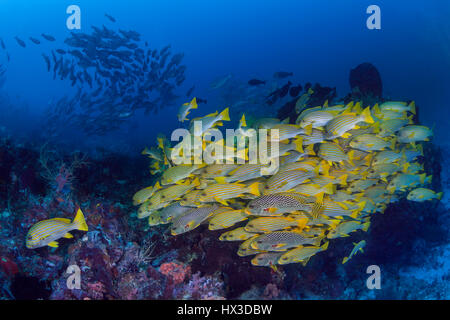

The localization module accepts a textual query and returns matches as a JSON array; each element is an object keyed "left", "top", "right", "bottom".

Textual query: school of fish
[{"left": 133, "top": 98, "right": 441, "bottom": 268}]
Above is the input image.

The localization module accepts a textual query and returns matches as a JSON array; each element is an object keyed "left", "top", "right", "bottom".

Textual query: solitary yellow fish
[{"left": 26, "top": 208, "right": 88, "bottom": 249}]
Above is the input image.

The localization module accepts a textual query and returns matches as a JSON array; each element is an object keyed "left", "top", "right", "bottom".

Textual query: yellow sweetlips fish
[
  {"left": 378, "top": 118, "right": 410, "bottom": 137},
  {"left": 208, "top": 209, "right": 248, "bottom": 230},
  {"left": 189, "top": 107, "right": 230, "bottom": 135},
  {"left": 387, "top": 173, "right": 431, "bottom": 193},
  {"left": 278, "top": 242, "right": 329, "bottom": 265},
  {"left": 379, "top": 101, "right": 416, "bottom": 114},
  {"left": 219, "top": 227, "right": 256, "bottom": 241},
  {"left": 161, "top": 164, "right": 203, "bottom": 185},
  {"left": 318, "top": 142, "right": 354, "bottom": 165},
  {"left": 407, "top": 188, "right": 443, "bottom": 202},
  {"left": 268, "top": 124, "right": 308, "bottom": 142},
  {"left": 245, "top": 192, "right": 311, "bottom": 216},
  {"left": 327, "top": 220, "right": 370, "bottom": 239},
  {"left": 250, "top": 231, "right": 322, "bottom": 252},
  {"left": 342, "top": 240, "right": 366, "bottom": 264},
  {"left": 178, "top": 97, "right": 198, "bottom": 122},
  {"left": 244, "top": 216, "right": 308, "bottom": 233},
  {"left": 263, "top": 169, "right": 315, "bottom": 195},
  {"left": 397, "top": 125, "right": 433, "bottom": 144},
  {"left": 349, "top": 134, "right": 391, "bottom": 152},
  {"left": 325, "top": 106, "right": 374, "bottom": 138},
  {"left": 251, "top": 252, "right": 284, "bottom": 267},
  {"left": 298, "top": 110, "right": 337, "bottom": 129},
  {"left": 373, "top": 150, "right": 403, "bottom": 165},
  {"left": 26, "top": 208, "right": 88, "bottom": 249},
  {"left": 141, "top": 146, "right": 164, "bottom": 161},
  {"left": 198, "top": 182, "right": 260, "bottom": 205},
  {"left": 132, "top": 181, "right": 161, "bottom": 205},
  {"left": 170, "top": 205, "right": 220, "bottom": 235}
]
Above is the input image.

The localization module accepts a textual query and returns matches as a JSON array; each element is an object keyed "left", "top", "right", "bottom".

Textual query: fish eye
[
  {"left": 282, "top": 257, "right": 288, "bottom": 260},
  {"left": 201, "top": 192, "right": 207, "bottom": 196},
  {"left": 257, "top": 240, "right": 262, "bottom": 244},
  {"left": 248, "top": 204, "right": 255, "bottom": 208}
]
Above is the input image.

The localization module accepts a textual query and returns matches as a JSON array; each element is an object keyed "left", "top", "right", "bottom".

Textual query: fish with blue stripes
[{"left": 26, "top": 208, "right": 88, "bottom": 249}]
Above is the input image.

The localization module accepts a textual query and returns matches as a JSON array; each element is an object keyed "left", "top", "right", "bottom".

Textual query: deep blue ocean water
[
  {"left": 1, "top": 0, "right": 449, "bottom": 152},
  {"left": 0, "top": 0, "right": 449, "bottom": 300}
]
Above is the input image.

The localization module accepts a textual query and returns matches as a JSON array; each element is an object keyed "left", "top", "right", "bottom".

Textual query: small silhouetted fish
[
  {"left": 304, "top": 82, "right": 312, "bottom": 91},
  {"left": 14, "top": 36, "right": 26, "bottom": 48},
  {"left": 279, "top": 81, "right": 292, "bottom": 98},
  {"left": 197, "top": 98, "right": 207, "bottom": 104},
  {"left": 56, "top": 49, "right": 66, "bottom": 55},
  {"left": 6, "top": 52, "right": 10, "bottom": 62},
  {"left": 186, "top": 85, "right": 195, "bottom": 97},
  {"left": 41, "top": 33, "right": 56, "bottom": 41},
  {"left": 0, "top": 38, "right": 5, "bottom": 50},
  {"left": 289, "top": 84, "right": 303, "bottom": 97},
  {"left": 42, "top": 54, "right": 51, "bottom": 71},
  {"left": 29, "top": 37, "right": 41, "bottom": 45},
  {"left": 273, "top": 71, "right": 293, "bottom": 79},
  {"left": 248, "top": 79, "right": 266, "bottom": 86},
  {"left": 105, "top": 13, "right": 116, "bottom": 23}
]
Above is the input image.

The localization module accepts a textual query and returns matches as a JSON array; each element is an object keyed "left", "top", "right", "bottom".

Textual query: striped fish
[
  {"left": 208, "top": 209, "right": 248, "bottom": 230},
  {"left": 159, "top": 202, "right": 195, "bottom": 223},
  {"left": 373, "top": 150, "right": 403, "bottom": 165},
  {"left": 198, "top": 182, "right": 260, "bottom": 205},
  {"left": 148, "top": 211, "right": 165, "bottom": 226},
  {"left": 349, "top": 134, "right": 390, "bottom": 152},
  {"left": 245, "top": 192, "right": 311, "bottom": 216},
  {"left": 170, "top": 205, "right": 219, "bottom": 235},
  {"left": 320, "top": 198, "right": 363, "bottom": 218},
  {"left": 378, "top": 118, "right": 409, "bottom": 137},
  {"left": 301, "top": 129, "right": 324, "bottom": 145},
  {"left": 132, "top": 182, "right": 161, "bottom": 205},
  {"left": 201, "top": 164, "right": 238, "bottom": 179},
  {"left": 217, "top": 164, "right": 270, "bottom": 183},
  {"left": 219, "top": 227, "right": 257, "bottom": 241},
  {"left": 318, "top": 142, "right": 353, "bottom": 165},
  {"left": 161, "top": 164, "right": 203, "bottom": 185},
  {"left": 268, "top": 124, "right": 306, "bottom": 142},
  {"left": 379, "top": 101, "right": 415, "bottom": 114},
  {"left": 251, "top": 252, "right": 284, "bottom": 267},
  {"left": 264, "top": 170, "right": 315, "bottom": 194},
  {"left": 159, "top": 178, "right": 200, "bottom": 203},
  {"left": 244, "top": 216, "right": 308, "bottom": 233},
  {"left": 298, "top": 110, "right": 336, "bottom": 128},
  {"left": 278, "top": 242, "right": 329, "bottom": 265},
  {"left": 238, "top": 235, "right": 266, "bottom": 256},
  {"left": 250, "top": 231, "right": 321, "bottom": 251},
  {"left": 325, "top": 106, "right": 374, "bottom": 138},
  {"left": 26, "top": 208, "right": 88, "bottom": 249}
]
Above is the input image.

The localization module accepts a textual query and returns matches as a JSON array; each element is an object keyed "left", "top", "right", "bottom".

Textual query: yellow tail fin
[
  {"left": 190, "top": 97, "right": 198, "bottom": 109},
  {"left": 73, "top": 208, "right": 88, "bottom": 232},
  {"left": 219, "top": 107, "right": 230, "bottom": 121},
  {"left": 362, "top": 221, "right": 370, "bottom": 232},
  {"left": 437, "top": 192, "right": 443, "bottom": 200},
  {"left": 342, "top": 257, "right": 349, "bottom": 264},
  {"left": 293, "top": 136, "right": 304, "bottom": 153},
  {"left": 409, "top": 101, "right": 416, "bottom": 114},
  {"left": 248, "top": 182, "right": 260, "bottom": 196},
  {"left": 361, "top": 106, "right": 374, "bottom": 124},
  {"left": 323, "top": 183, "right": 335, "bottom": 195},
  {"left": 240, "top": 114, "right": 247, "bottom": 127}
]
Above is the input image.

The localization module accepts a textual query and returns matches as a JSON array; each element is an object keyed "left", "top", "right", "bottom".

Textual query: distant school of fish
[{"left": 133, "top": 97, "right": 441, "bottom": 268}]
